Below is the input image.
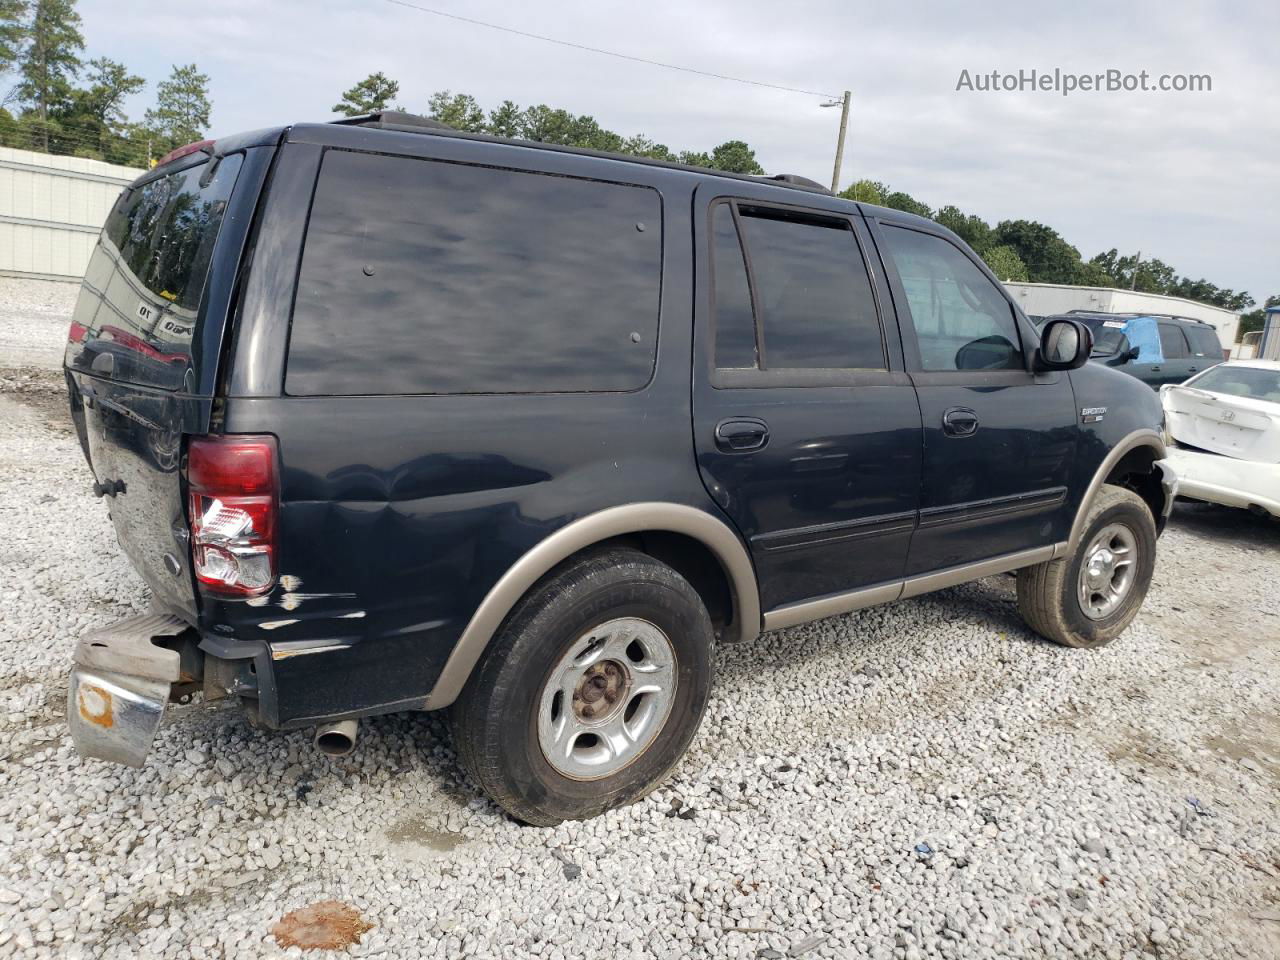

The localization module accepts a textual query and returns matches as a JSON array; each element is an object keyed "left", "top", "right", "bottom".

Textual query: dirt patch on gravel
[
  {"left": 0, "top": 366, "right": 73, "bottom": 435},
  {"left": 271, "top": 900, "right": 373, "bottom": 951}
]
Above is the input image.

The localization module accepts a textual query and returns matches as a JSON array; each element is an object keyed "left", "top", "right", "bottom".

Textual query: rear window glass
[
  {"left": 65, "top": 154, "right": 243, "bottom": 390},
  {"left": 286, "top": 150, "right": 661, "bottom": 396},
  {"left": 1190, "top": 365, "right": 1280, "bottom": 402}
]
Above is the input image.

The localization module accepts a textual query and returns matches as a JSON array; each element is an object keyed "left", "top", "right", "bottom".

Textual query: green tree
[
  {"left": 934, "top": 205, "right": 994, "bottom": 254},
  {"left": 13, "top": 0, "right": 82, "bottom": 151},
  {"left": 677, "top": 149, "right": 712, "bottom": 168},
  {"left": 54, "top": 56, "right": 143, "bottom": 160},
  {"left": 882, "top": 191, "right": 932, "bottom": 219},
  {"left": 838, "top": 179, "right": 889, "bottom": 205},
  {"left": 144, "top": 63, "right": 211, "bottom": 154},
  {"left": 0, "top": 0, "right": 27, "bottom": 79},
  {"left": 707, "top": 139, "right": 763, "bottom": 175},
  {"left": 517, "top": 103, "right": 577, "bottom": 143},
  {"left": 1236, "top": 294, "right": 1278, "bottom": 341},
  {"left": 427, "top": 89, "right": 485, "bottom": 132},
  {"left": 485, "top": 99, "right": 521, "bottom": 138},
  {"left": 621, "top": 133, "right": 675, "bottom": 161},
  {"left": 982, "top": 244, "right": 1028, "bottom": 281},
  {"left": 993, "top": 220, "right": 1083, "bottom": 284},
  {"left": 332, "top": 71, "right": 399, "bottom": 117}
]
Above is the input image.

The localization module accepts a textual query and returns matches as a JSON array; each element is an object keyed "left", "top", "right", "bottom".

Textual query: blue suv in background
[{"left": 1039, "top": 311, "right": 1226, "bottom": 387}]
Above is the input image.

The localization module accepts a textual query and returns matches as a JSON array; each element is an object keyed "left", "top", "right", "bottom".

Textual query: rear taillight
[{"left": 186, "top": 435, "right": 278, "bottom": 597}]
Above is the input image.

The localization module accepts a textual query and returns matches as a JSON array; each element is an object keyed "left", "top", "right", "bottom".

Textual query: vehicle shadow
[{"left": 1168, "top": 501, "right": 1280, "bottom": 549}]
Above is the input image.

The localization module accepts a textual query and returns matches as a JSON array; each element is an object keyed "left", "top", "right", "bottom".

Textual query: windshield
[
  {"left": 1189, "top": 365, "right": 1280, "bottom": 403},
  {"left": 1075, "top": 317, "right": 1129, "bottom": 356},
  {"left": 65, "top": 154, "right": 243, "bottom": 390}
]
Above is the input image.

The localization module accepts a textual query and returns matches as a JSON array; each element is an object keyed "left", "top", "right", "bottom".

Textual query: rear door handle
[
  {"left": 942, "top": 407, "right": 979, "bottom": 438},
  {"left": 715, "top": 418, "right": 769, "bottom": 453}
]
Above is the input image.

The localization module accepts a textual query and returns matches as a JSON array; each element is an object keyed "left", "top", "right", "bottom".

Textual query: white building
[
  {"left": 1002, "top": 281, "right": 1241, "bottom": 352},
  {"left": 0, "top": 146, "right": 143, "bottom": 282}
]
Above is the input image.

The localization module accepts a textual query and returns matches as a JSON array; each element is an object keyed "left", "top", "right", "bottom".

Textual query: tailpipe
[{"left": 314, "top": 718, "right": 359, "bottom": 757}]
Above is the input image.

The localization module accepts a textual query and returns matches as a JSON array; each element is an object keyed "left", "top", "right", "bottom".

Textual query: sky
[{"left": 80, "top": 0, "right": 1278, "bottom": 305}]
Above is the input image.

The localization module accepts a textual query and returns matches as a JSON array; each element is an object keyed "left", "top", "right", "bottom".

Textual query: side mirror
[{"left": 1036, "top": 318, "right": 1091, "bottom": 371}]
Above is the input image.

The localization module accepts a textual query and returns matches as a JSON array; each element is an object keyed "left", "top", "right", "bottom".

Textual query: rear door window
[
  {"left": 66, "top": 154, "right": 243, "bottom": 390},
  {"left": 709, "top": 201, "right": 885, "bottom": 374},
  {"left": 1158, "top": 322, "right": 1190, "bottom": 359},
  {"left": 1184, "top": 325, "right": 1223, "bottom": 358},
  {"left": 287, "top": 150, "right": 661, "bottom": 396}
]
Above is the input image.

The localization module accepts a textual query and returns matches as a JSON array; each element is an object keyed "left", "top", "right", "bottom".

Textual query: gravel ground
[
  {"left": 0, "top": 278, "right": 79, "bottom": 371},
  {"left": 1, "top": 369, "right": 1278, "bottom": 960}
]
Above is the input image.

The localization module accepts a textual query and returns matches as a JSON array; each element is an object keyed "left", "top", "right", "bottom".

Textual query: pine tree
[
  {"left": 144, "top": 62, "right": 210, "bottom": 154},
  {"left": 0, "top": 0, "right": 29, "bottom": 79},
  {"left": 13, "top": 0, "right": 82, "bottom": 151},
  {"left": 332, "top": 72, "right": 399, "bottom": 116}
]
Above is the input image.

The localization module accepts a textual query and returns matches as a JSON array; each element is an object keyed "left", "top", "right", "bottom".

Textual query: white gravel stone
[{"left": 1, "top": 343, "right": 1279, "bottom": 958}]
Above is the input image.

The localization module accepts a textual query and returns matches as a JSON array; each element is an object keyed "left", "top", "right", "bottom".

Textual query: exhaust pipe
[{"left": 314, "top": 718, "right": 359, "bottom": 757}]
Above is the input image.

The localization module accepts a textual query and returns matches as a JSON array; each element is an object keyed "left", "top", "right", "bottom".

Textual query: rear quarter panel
[{"left": 213, "top": 134, "right": 721, "bottom": 727}]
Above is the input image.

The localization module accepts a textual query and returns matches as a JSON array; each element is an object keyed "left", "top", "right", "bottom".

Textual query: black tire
[
  {"left": 1016, "top": 484, "right": 1157, "bottom": 649},
  {"left": 449, "top": 548, "right": 716, "bottom": 826}
]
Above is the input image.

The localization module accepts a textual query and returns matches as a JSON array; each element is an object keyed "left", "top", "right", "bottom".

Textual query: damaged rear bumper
[
  {"left": 1165, "top": 446, "right": 1279, "bottom": 517},
  {"left": 67, "top": 613, "right": 188, "bottom": 767}
]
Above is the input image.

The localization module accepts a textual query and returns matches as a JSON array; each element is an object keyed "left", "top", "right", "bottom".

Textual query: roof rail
[
  {"left": 331, "top": 110, "right": 454, "bottom": 132},
  {"left": 758, "top": 173, "right": 832, "bottom": 195},
  {"left": 321, "top": 114, "right": 834, "bottom": 198}
]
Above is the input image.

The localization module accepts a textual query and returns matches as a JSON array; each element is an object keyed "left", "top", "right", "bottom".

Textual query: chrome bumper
[{"left": 67, "top": 613, "right": 187, "bottom": 767}]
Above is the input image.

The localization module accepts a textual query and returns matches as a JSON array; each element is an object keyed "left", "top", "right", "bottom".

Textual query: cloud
[{"left": 81, "top": 0, "right": 1278, "bottom": 300}]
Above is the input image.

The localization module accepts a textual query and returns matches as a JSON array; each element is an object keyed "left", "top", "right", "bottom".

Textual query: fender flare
[
  {"left": 422, "top": 502, "right": 760, "bottom": 709},
  {"left": 1068, "top": 428, "right": 1169, "bottom": 550}
]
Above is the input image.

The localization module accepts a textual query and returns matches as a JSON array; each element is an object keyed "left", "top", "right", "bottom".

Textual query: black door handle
[
  {"left": 942, "top": 407, "right": 979, "bottom": 438},
  {"left": 1150, "top": 365, "right": 1162, "bottom": 372},
  {"left": 715, "top": 418, "right": 769, "bottom": 453}
]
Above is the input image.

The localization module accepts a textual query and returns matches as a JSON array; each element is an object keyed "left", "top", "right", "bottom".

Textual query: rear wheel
[
  {"left": 1016, "top": 484, "right": 1157, "bottom": 648},
  {"left": 449, "top": 548, "right": 715, "bottom": 825}
]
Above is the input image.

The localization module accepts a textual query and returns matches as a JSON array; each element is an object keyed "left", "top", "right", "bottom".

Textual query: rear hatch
[
  {"left": 1164, "top": 382, "right": 1280, "bottom": 462},
  {"left": 64, "top": 149, "right": 251, "bottom": 619}
]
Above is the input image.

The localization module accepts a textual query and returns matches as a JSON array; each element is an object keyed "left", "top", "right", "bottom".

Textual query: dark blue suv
[{"left": 63, "top": 112, "right": 1176, "bottom": 824}]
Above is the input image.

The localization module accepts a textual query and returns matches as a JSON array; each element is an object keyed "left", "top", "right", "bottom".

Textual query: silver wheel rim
[
  {"left": 536, "top": 617, "right": 677, "bottom": 781},
  {"left": 1078, "top": 522, "right": 1138, "bottom": 620}
]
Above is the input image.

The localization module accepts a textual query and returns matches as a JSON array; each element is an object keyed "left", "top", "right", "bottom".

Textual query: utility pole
[
  {"left": 1131, "top": 250, "right": 1141, "bottom": 290},
  {"left": 822, "top": 90, "right": 851, "bottom": 194}
]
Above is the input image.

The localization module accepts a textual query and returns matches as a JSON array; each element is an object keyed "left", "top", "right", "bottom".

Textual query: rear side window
[
  {"left": 66, "top": 154, "right": 243, "bottom": 390},
  {"left": 1184, "top": 325, "right": 1222, "bottom": 358},
  {"left": 880, "top": 225, "right": 1023, "bottom": 372},
  {"left": 710, "top": 201, "right": 884, "bottom": 373},
  {"left": 287, "top": 151, "right": 661, "bottom": 396},
  {"left": 1158, "top": 322, "right": 1190, "bottom": 359}
]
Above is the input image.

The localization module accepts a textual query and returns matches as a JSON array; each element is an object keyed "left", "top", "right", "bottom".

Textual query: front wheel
[
  {"left": 1017, "top": 484, "right": 1157, "bottom": 648},
  {"left": 449, "top": 548, "right": 715, "bottom": 825}
]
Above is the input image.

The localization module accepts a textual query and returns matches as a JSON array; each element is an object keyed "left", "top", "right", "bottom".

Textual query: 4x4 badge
[{"left": 1081, "top": 406, "right": 1107, "bottom": 424}]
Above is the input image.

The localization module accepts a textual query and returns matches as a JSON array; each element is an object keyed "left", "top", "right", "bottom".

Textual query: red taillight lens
[
  {"left": 186, "top": 435, "right": 278, "bottom": 597},
  {"left": 68, "top": 321, "right": 88, "bottom": 344}
]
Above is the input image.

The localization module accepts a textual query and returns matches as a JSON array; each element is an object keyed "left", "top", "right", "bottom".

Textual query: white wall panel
[{"left": 0, "top": 146, "right": 142, "bottom": 279}]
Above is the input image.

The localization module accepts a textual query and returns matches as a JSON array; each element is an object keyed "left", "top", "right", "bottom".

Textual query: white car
[{"left": 1161, "top": 360, "right": 1280, "bottom": 518}]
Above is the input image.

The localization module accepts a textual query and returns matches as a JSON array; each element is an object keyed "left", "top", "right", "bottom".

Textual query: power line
[{"left": 377, "top": 0, "right": 841, "bottom": 100}]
